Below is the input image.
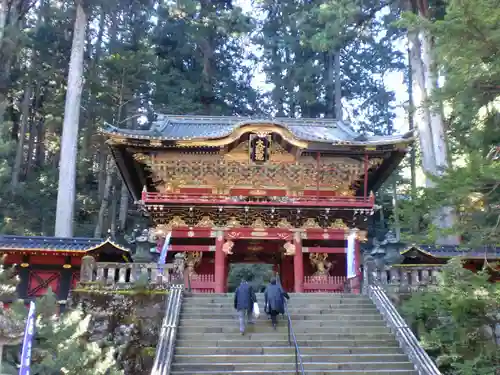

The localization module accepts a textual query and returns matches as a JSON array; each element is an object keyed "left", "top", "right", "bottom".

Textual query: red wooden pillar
[
  {"left": 293, "top": 232, "right": 304, "bottom": 293},
  {"left": 214, "top": 234, "right": 226, "bottom": 293}
]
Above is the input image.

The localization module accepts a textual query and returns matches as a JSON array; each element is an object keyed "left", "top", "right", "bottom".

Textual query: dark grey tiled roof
[
  {"left": 0, "top": 235, "right": 120, "bottom": 251},
  {"left": 103, "top": 115, "right": 414, "bottom": 145},
  {"left": 415, "top": 245, "right": 500, "bottom": 259}
]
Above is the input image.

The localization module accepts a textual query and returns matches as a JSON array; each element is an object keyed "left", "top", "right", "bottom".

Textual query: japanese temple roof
[
  {"left": 0, "top": 235, "right": 131, "bottom": 255},
  {"left": 102, "top": 115, "right": 415, "bottom": 146},
  {"left": 402, "top": 245, "right": 500, "bottom": 259}
]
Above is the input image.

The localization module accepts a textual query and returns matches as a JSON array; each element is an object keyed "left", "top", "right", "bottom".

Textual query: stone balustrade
[
  {"left": 369, "top": 265, "right": 442, "bottom": 293},
  {"left": 80, "top": 255, "right": 184, "bottom": 287}
]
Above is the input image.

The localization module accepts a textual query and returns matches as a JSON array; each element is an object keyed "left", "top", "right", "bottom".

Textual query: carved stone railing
[
  {"left": 369, "top": 265, "right": 441, "bottom": 294},
  {"left": 363, "top": 262, "right": 442, "bottom": 375},
  {"left": 80, "top": 255, "right": 184, "bottom": 287}
]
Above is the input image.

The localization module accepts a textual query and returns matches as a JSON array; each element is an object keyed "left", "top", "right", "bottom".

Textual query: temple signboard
[{"left": 249, "top": 134, "right": 271, "bottom": 163}]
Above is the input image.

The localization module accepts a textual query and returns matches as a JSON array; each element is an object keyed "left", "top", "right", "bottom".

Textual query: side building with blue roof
[{"left": 0, "top": 235, "right": 131, "bottom": 306}]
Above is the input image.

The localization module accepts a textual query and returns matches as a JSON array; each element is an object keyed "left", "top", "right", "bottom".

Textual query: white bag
[{"left": 253, "top": 302, "right": 260, "bottom": 319}]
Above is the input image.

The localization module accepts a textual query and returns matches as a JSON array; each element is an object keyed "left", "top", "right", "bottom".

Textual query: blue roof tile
[
  {"left": 0, "top": 235, "right": 106, "bottom": 251},
  {"left": 102, "top": 115, "right": 414, "bottom": 145},
  {"left": 413, "top": 245, "right": 500, "bottom": 259}
]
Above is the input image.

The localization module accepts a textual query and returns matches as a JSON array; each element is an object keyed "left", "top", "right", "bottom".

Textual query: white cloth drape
[{"left": 346, "top": 230, "right": 357, "bottom": 279}]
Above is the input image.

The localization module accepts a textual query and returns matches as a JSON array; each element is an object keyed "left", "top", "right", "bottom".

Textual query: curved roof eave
[{"left": 100, "top": 116, "right": 415, "bottom": 147}]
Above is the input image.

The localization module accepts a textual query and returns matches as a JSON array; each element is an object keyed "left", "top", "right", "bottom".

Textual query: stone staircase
[{"left": 171, "top": 293, "right": 418, "bottom": 375}]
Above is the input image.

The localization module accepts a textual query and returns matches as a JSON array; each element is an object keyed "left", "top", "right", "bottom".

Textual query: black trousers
[{"left": 269, "top": 310, "right": 279, "bottom": 326}]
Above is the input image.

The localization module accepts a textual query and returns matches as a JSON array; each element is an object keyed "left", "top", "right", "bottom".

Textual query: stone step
[
  {"left": 173, "top": 353, "right": 410, "bottom": 364},
  {"left": 177, "top": 325, "right": 391, "bottom": 335},
  {"left": 171, "top": 293, "right": 416, "bottom": 375},
  {"left": 174, "top": 345, "right": 403, "bottom": 356},
  {"left": 171, "top": 361, "right": 415, "bottom": 372},
  {"left": 175, "top": 338, "right": 400, "bottom": 348},
  {"left": 177, "top": 331, "right": 396, "bottom": 341},
  {"left": 185, "top": 298, "right": 374, "bottom": 305},
  {"left": 181, "top": 306, "right": 379, "bottom": 313},
  {"left": 178, "top": 318, "right": 387, "bottom": 327},
  {"left": 179, "top": 312, "right": 383, "bottom": 320},
  {"left": 171, "top": 371, "right": 418, "bottom": 375}
]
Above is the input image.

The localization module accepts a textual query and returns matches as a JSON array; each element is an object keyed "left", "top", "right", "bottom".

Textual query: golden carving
[
  {"left": 174, "top": 124, "right": 309, "bottom": 149},
  {"left": 145, "top": 157, "right": 374, "bottom": 192},
  {"left": 356, "top": 230, "right": 368, "bottom": 242},
  {"left": 283, "top": 241, "right": 295, "bottom": 256},
  {"left": 339, "top": 188, "right": 356, "bottom": 196},
  {"left": 251, "top": 217, "right": 266, "bottom": 229},
  {"left": 184, "top": 251, "right": 203, "bottom": 275},
  {"left": 196, "top": 216, "right": 215, "bottom": 227},
  {"left": 222, "top": 240, "right": 234, "bottom": 255},
  {"left": 150, "top": 140, "right": 162, "bottom": 147},
  {"left": 254, "top": 139, "right": 266, "bottom": 161},
  {"left": 276, "top": 218, "right": 293, "bottom": 229},
  {"left": 133, "top": 153, "right": 148, "bottom": 162},
  {"left": 157, "top": 216, "right": 188, "bottom": 231},
  {"left": 224, "top": 142, "right": 249, "bottom": 162},
  {"left": 249, "top": 190, "right": 266, "bottom": 196},
  {"left": 251, "top": 231, "right": 268, "bottom": 237},
  {"left": 329, "top": 219, "right": 347, "bottom": 230},
  {"left": 302, "top": 218, "right": 321, "bottom": 229},
  {"left": 270, "top": 143, "right": 295, "bottom": 162},
  {"left": 227, "top": 217, "right": 242, "bottom": 228},
  {"left": 309, "top": 253, "right": 333, "bottom": 276}
]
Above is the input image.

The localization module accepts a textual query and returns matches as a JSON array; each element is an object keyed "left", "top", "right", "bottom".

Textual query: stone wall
[{"left": 69, "top": 286, "right": 167, "bottom": 375}]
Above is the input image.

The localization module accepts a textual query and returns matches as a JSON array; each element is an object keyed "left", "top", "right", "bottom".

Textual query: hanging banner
[
  {"left": 346, "top": 230, "right": 357, "bottom": 279},
  {"left": 158, "top": 232, "right": 172, "bottom": 266},
  {"left": 19, "top": 301, "right": 36, "bottom": 375}
]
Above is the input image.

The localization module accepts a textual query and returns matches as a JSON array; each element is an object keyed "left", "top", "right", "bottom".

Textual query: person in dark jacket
[
  {"left": 264, "top": 277, "right": 290, "bottom": 329},
  {"left": 234, "top": 278, "right": 257, "bottom": 334}
]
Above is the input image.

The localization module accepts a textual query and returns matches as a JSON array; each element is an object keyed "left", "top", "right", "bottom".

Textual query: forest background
[
  {"left": 0, "top": 1, "right": 499, "bottom": 374},
  {"left": 0, "top": 0, "right": 413, "bottom": 239},
  {"left": 1, "top": 0, "right": 498, "bottom": 246}
]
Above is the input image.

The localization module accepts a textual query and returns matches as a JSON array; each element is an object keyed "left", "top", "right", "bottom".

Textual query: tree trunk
[
  {"left": 408, "top": 30, "right": 436, "bottom": 180},
  {"left": 407, "top": 46, "right": 417, "bottom": 194},
  {"left": 54, "top": 1, "right": 87, "bottom": 237},
  {"left": 109, "top": 182, "right": 118, "bottom": 238},
  {"left": 97, "top": 142, "right": 107, "bottom": 201},
  {"left": 408, "top": 0, "right": 459, "bottom": 245},
  {"left": 325, "top": 51, "right": 335, "bottom": 118},
  {"left": 94, "top": 156, "right": 115, "bottom": 238},
  {"left": 0, "top": 0, "right": 7, "bottom": 47},
  {"left": 11, "top": 83, "right": 31, "bottom": 190},
  {"left": 334, "top": 51, "right": 342, "bottom": 120},
  {"left": 118, "top": 180, "right": 129, "bottom": 232}
]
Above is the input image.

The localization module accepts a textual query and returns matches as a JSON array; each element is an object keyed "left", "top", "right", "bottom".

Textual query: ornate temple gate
[
  {"left": 148, "top": 216, "right": 365, "bottom": 293},
  {"left": 103, "top": 115, "right": 413, "bottom": 293}
]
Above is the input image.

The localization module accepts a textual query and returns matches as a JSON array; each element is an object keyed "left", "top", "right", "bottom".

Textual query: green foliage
[
  {"left": 398, "top": 155, "right": 500, "bottom": 246},
  {"left": 396, "top": 0, "right": 500, "bottom": 245},
  {"left": 257, "top": 0, "right": 404, "bottom": 132},
  {"left": 0, "top": 284, "right": 122, "bottom": 374},
  {"left": 401, "top": 258, "right": 500, "bottom": 375},
  {"left": 227, "top": 264, "right": 273, "bottom": 292},
  {"left": 31, "top": 290, "right": 123, "bottom": 375}
]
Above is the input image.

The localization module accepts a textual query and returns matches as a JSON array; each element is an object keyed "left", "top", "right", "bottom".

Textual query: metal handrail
[
  {"left": 283, "top": 299, "right": 306, "bottom": 375},
  {"left": 366, "top": 281, "right": 442, "bottom": 375},
  {"left": 275, "top": 275, "right": 305, "bottom": 375},
  {"left": 150, "top": 284, "right": 184, "bottom": 375}
]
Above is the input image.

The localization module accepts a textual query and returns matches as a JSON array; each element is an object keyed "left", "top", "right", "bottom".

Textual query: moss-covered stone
[{"left": 68, "top": 286, "right": 167, "bottom": 375}]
